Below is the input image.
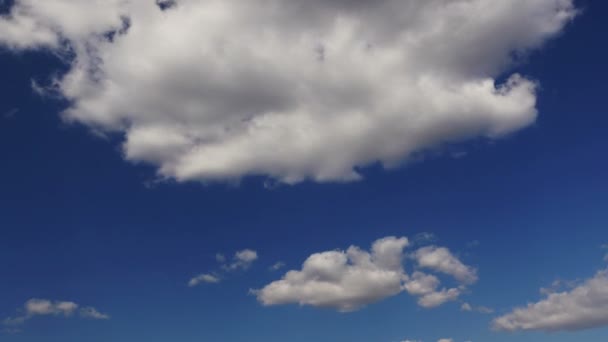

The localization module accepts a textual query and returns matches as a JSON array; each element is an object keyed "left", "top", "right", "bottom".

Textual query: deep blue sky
[{"left": 1, "top": 0, "right": 607, "bottom": 341}]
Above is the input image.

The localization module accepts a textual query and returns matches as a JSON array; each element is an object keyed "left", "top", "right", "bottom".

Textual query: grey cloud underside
[{"left": 0, "top": 0, "right": 576, "bottom": 183}]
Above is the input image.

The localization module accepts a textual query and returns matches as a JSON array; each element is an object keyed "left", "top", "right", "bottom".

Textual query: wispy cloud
[
  {"left": 461, "top": 302, "right": 494, "bottom": 314},
  {"left": 188, "top": 249, "right": 258, "bottom": 287},
  {"left": 3, "top": 299, "right": 109, "bottom": 332},
  {"left": 2, "top": 108, "right": 18, "bottom": 119},
  {"left": 188, "top": 273, "right": 221, "bottom": 287},
  {"left": 269, "top": 261, "right": 285, "bottom": 271}
]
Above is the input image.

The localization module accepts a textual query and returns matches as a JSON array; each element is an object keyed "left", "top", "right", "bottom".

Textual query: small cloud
[
  {"left": 413, "top": 246, "right": 478, "bottom": 284},
  {"left": 451, "top": 151, "right": 468, "bottom": 159},
  {"left": 79, "top": 307, "right": 110, "bottom": 320},
  {"left": 3, "top": 299, "right": 109, "bottom": 331},
  {"left": 461, "top": 302, "right": 494, "bottom": 314},
  {"left": 466, "top": 240, "right": 480, "bottom": 249},
  {"left": 189, "top": 249, "right": 258, "bottom": 287},
  {"left": 269, "top": 261, "right": 286, "bottom": 271},
  {"left": 413, "top": 232, "right": 437, "bottom": 245},
  {"left": 222, "top": 249, "right": 258, "bottom": 271},
  {"left": 3, "top": 108, "right": 18, "bottom": 119},
  {"left": 215, "top": 253, "right": 226, "bottom": 263},
  {"left": 188, "top": 274, "right": 221, "bottom": 287}
]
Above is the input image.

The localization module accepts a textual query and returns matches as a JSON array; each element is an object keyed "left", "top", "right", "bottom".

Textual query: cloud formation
[
  {"left": 414, "top": 246, "right": 478, "bottom": 285},
  {"left": 493, "top": 268, "right": 608, "bottom": 332},
  {"left": 3, "top": 299, "right": 109, "bottom": 329},
  {"left": 254, "top": 236, "right": 476, "bottom": 312},
  {"left": 0, "top": 0, "right": 576, "bottom": 184},
  {"left": 222, "top": 249, "right": 259, "bottom": 271},
  {"left": 461, "top": 302, "right": 494, "bottom": 314},
  {"left": 188, "top": 273, "right": 221, "bottom": 287}
]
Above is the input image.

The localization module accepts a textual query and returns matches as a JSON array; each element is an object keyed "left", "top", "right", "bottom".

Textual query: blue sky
[{"left": 0, "top": 0, "right": 607, "bottom": 341}]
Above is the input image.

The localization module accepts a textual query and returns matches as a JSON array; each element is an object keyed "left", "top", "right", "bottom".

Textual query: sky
[{"left": 0, "top": 0, "right": 607, "bottom": 341}]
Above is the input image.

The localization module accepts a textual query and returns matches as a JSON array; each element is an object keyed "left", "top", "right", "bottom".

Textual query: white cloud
[
  {"left": 403, "top": 271, "right": 440, "bottom": 296},
  {"left": 254, "top": 237, "right": 408, "bottom": 312},
  {"left": 24, "top": 299, "right": 78, "bottom": 316},
  {"left": 189, "top": 249, "right": 258, "bottom": 286},
  {"left": 418, "top": 288, "right": 462, "bottom": 309},
  {"left": 0, "top": 0, "right": 577, "bottom": 184},
  {"left": 414, "top": 246, "right": 478, "bottom": 284},
  {"left": 223, "top": 249, "right": 258, "bottom": 271},
  {"left": 438, "top": 339, "right": 453, "bottom": 342},
  {"left": 493, "top": 268, "right": 608, "bottom": 332},
  {"left": 3, "top": 299, "right": 109, "bottom": 328},
  {"left": 270, "top": 261, "right": 286, "bottom": 271},
  {"left": 188, "top": 273, "right": 221, "bottom": 287},
  {"left": 79, "top": 307, "right": 110, "bottom": 320},
  {"left": 461, "top": 302, "right": 494, "bottom": 314},
  {"left": 254, "top": 236, "right": 476, "bottom": 312}
]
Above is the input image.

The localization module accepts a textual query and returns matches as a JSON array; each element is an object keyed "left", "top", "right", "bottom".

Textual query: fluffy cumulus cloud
[
  {"left": 3, "top": 299, "right": 109, "bottom": 328},
  {"left": 493, "top": 268, "right": 608, "bottom": 332},
  {"left": 253, "top": 236, "right": 476, "bottom": 312},
  {"left": 0, "top": 0, "right": 576, "bottom": 184}
]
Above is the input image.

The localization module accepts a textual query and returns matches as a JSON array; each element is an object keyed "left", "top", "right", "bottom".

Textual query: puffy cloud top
[
  {"left": 253, "top": 237, "right": 476, "bottom": 312},
  {"left": 0, "top": 0, "right": 576, "bottom": 184}
]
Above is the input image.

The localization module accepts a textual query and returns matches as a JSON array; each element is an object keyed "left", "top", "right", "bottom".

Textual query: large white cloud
[
  {"left": 0, "top": 0, "right": 576, "bottom": 184},
  {"left": 253, "top": 237, "right": 476, "bottom": 312},
  {"left": 493, "top": 268, "right": 608, "bottom": 332}
]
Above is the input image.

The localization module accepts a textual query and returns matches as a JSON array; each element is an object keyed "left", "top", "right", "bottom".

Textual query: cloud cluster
[
  {"left": 493, "top": 268, "right": 608, "bottom": 332},
  {"left": 0, "top": 0, "right": 576, "bottom": 184},
  {"left": 3, "top": 299, "right": 109, "bottom": 329},
  {"left": 188, "top": 249, "right": 258, "bottom": 287},
  {"left": 253, "top": 236, "right": 476, "bottom": 311}
]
